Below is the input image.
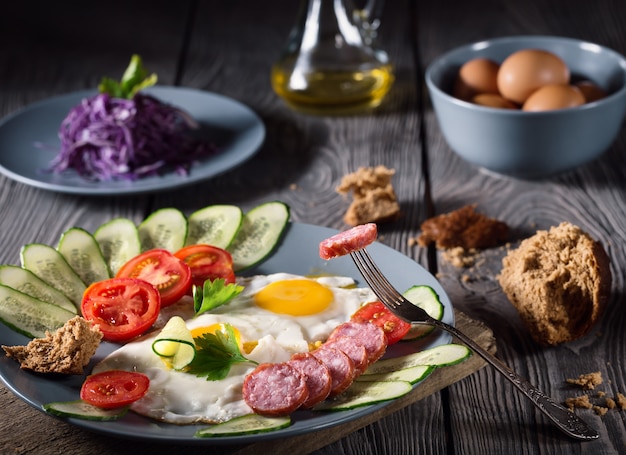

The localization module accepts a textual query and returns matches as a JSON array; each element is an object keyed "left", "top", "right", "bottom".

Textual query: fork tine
[
  {"left": 350, "top": 250, "right": 381, "bottom": 295},
  {"left": 351, "top": 250, "right": 384, "bottom": 296},
  {"left": 351, "top": 249, "right": 403, "bottom": 310},
  {"left": 359, "top": 249, "right": 405, "bottom": 302},
  {"left": 352, "top": 250, "right": 390, "bottom": 299}
]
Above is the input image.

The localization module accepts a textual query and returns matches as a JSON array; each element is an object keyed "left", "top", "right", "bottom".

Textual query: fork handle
[{"left": 430, "top": 319, "right": 599, "bottom": 441}]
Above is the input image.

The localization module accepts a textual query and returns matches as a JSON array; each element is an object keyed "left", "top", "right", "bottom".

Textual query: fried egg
[
  {"left": 93, "top": 273, "right": 376, "bottom": 424},
  {"left": 216, "top": 273, "right": 376, "bottom": 342}
]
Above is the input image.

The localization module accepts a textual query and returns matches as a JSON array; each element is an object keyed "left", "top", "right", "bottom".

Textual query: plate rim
[
  {"left": 0, "top": 221, "right": 454, "bottom": 445},
  {"left": 0, "top": 86, "right": 265, "bottom": 195}
]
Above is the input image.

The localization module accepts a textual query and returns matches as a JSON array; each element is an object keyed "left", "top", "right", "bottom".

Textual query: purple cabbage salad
[{"left": 47, "top": 55, "right": 216, "bottom": 181}]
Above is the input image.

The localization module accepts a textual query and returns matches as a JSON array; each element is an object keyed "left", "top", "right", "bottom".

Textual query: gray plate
[
  {"left": 0, "top": 222, "right": 454, "bottom": 445},
  {"left": 0, "top": 87, "right": 265, "bottom": 195}
]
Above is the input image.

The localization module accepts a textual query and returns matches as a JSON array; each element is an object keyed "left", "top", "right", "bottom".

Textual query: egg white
[
  {"left": 92, "top": 273, "right": 377, "bottom": 424},
  {"left": 215, "top": 273, "right": 376, "bottom": 342}
]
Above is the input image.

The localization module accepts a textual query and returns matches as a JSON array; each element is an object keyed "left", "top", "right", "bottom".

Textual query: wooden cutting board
[{"left": 226, "top": 310, "right": 496, "bottom": 454}]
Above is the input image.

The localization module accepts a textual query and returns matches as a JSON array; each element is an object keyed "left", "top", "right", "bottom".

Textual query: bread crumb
[
  {"left": 2, "top": 316, "right": 102, "bottom": 374},
  {"left": 442, "top": 246, "right": 480, "bottom": 268},
  {"left": 565, "top": 395, "right": 593, "bottom": 410},
  {"left": 566, "top": 371, "right": 603, "bottom": 390},
  {"left": 336, "top": 166, "right": 401, "bottom": 226},
  {"left": 498, "top": 222, "right": 611, "bottom": 345},
  {"left": 563, "top": 374, "right": 625, "bottom": 415},
  {"left": 593, "top": 405, "right": 608, "bottom": 416},
  {"left": 416, "top": 205, "right": 508, "bottom": 250},
  {"left": 616, "top": 392, "right": 626, "bottom": 410}
]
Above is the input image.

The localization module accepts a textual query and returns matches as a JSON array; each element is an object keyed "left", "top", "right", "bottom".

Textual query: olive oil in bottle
[
  {"left": 271, "top": 0, "right": 393, "bottom": 115},
  {"left": 271, "top": 62, "right": 394, "bottom": 114}
]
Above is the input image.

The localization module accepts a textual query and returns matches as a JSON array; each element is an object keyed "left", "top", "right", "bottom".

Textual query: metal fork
[{"left": 350, "top": 248, "right": 599, "bottom": 441}]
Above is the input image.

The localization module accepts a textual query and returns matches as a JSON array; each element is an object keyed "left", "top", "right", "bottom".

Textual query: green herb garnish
[
  {"left": 98, "top": 54, "right": 157, "bottom": 99},
  {"left": 186, "top": 324, "right": 257, "bottom": 380},
  {"left": 193, "top": 278, "right": 244, "bottom": 316}
]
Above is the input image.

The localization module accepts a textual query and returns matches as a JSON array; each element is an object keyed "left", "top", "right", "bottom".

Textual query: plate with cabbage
[{"left": 0, "top": 56, "right": 265, "bottom": 195}]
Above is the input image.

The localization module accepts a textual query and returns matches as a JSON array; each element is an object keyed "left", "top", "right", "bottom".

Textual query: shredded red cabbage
[{"left": 48, "top": 93, "right": 216, "bottom": 181}]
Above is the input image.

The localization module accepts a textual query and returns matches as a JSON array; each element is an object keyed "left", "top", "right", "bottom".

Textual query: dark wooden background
[{"left": 0, "top": 0, "right": 625, "bottom": 453}]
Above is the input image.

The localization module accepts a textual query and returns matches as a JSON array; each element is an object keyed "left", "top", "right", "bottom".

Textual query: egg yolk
[
  {"left": 190, "top": 323, "right": 258, "bottom": 354},
  {"left": 254, "top": 279, "right": 333, "bottom": 316}
]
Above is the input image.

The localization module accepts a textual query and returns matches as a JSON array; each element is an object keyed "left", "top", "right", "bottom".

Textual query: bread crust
[
  {"left": 417, "top": 204, "right": 509, "bottom": 250},
  {"left": 336, "top": 166, "right": 401, "bottom": 226},
  {"left": 498, "top": 222, "right": 611, "bottom": 345},
  {"left": 2, "top": 316, "right": 102, "bottom": 374}
]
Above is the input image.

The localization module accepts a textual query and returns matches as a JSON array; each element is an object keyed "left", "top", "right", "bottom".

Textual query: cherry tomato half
[
  {"left": 80, "top": 370, "right": 150, "bottom": 409},
  {"left": 174, "top": 244, "right": 236, "bottom": 288},
  {"left": 116, "top": 249, "right": 192, "bottom": 306},
  {"left": 351, "top": 301, "right": 411, "bottom": 345},
  {"left": 81, "top": 278, "right": 161, "bottom": 342}
]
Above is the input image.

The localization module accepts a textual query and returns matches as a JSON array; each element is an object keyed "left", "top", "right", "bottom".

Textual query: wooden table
[{"left": 1, "top": 0, "right": 625, "bottom": 453}]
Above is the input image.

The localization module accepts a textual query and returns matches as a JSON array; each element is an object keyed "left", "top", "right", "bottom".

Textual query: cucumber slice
[
  {"left": 355, "top": 365, "right": 434, "bottom": 384},
  {"left": 185, "top": 204, "right": 243, "bottom": 249},
  {"left": 228, "top": 202, "right": 290, "bottom": 272},
  {"left": 314, "top": 380, "right": 412, "bottom": 411},
  {"left": 195, "top": 414, "right": 291, "bottom": 438},
  {"left": 20, "top": 243, "right": 86, "bottom": 306},
  {"left": 44, "top": 400, "right": 129, "bottom": 421},
  {"left": 94, "top": 217, "right": 141, "bottom": 275},
  {"left": 402, "top": 285, "right": 445, "bottom": 340},
  {"left": 0, "top": 265, "right": 77, "bottom": 314},
  {"left": 0, "top": 284, "right": 75, "bottom": 338},
  {"left": 363, "top": 344, "right": 472, "bottom": 376},
  {"left": 57, "top": 227, "right": 110, "bottom": 285},
  {"left": 138, "top": 208, "right": 188, "bottom": 253},
  {"left": 152, "top": 316, "right": 196, "bottom": 370}
]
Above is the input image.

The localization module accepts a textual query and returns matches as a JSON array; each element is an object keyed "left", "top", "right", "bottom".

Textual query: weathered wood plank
[
  {"left": 416, "top": 0, "right": 626, "bottom": 453},
  {"left": 0, "top": 0, "right": 624, "bottom": 453}
]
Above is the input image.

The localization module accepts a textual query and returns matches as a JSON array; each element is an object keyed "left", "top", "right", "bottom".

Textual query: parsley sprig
[
  {"left": 193, "top": 278, "right": 244, "bottom": 316},
  {"left": 98, "top": 54, "right": 158, "bottom": 99},
  {"left": 186, "top": 323, "right": 257, "bottom": 380}
]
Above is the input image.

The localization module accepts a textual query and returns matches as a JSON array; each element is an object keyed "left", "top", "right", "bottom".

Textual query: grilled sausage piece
[
  {"left": 322, "top": 336, "right": 369, "bottom": 377},
  {"left": 288, "top": 352, "right": 332, "bottom": 408},
  {"left": 242, "top": 362, "right": 309, "bottom": 416},
  {"left": 319, "top": 223, "right": 377, "bottom": 260},
  {"left": 311, "top": 347, "right": 355, "bottom": 396},
  {"left": 327, "top": 320, "right": 388, "bottom": 364}
]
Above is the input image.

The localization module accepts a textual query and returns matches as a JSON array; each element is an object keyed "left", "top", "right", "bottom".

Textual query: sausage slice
[
  {"left": 242, "top": 362, "right": 309, "bottom": 416},
  {"left": 288, "top": 352, "right": 332, "bottom": 408},
  {"left": 319, "top": 223, "right": 377, "bottom": 260},
  {"left": 328, "top": 320, "right": 388, "bottom": 364},
  {"left": 322, "top": 336, "right": 369, "bottom": 377},
  {"left": 311, "top": 347, "right": 355, "bottom": 396}
]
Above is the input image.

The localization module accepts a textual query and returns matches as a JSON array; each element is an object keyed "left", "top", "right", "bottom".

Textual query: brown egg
[
  {"left": 453, "top": 58, "right": 500, "bottom": 101},
  {"left": 471, "top": 93, "right": 518, "bottom": 109},
  {"left": 522, "top": 84, "right": 586, "bottom": 112},
  {"left": 497, "top": 49, "right": 570, "bottom": 104},
  {"left": 575, "top": 80, "right": 607, "bottom": 103}
]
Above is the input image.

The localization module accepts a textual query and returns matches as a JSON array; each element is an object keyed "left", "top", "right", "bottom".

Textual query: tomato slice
[
  {"left": 351, "top": 301, "right": 411, "bottom": 345},
  {"left": 116, "top": 249, "right": 192, "bottom": 306},
  {"left": 80, "top": 370, "right": 150, "bottom": 409},
  {"left": 174, "top": 244, "right": 236, "bottom": 288},
  {"left": 81, "top": 278, "right": 161, "bottom": 342}
]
